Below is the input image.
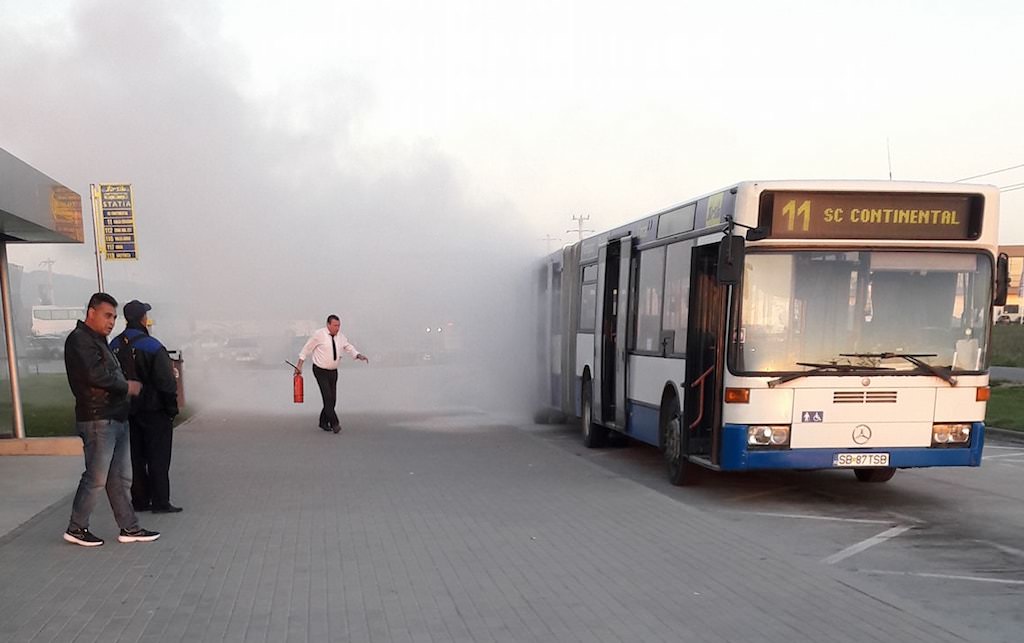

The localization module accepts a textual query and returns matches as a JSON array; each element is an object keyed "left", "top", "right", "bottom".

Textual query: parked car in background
[{"left": 223, "top": 337, "right": 262, "bottom": 365}]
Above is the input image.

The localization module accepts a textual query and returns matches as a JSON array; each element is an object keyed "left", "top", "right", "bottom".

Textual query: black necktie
[{"left": 331, "top": 334, "right": 337, "bottom": 360}]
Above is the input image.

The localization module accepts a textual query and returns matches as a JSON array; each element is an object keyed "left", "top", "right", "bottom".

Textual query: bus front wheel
[
  {"left": 854, "top": 467, "right": 896, "bottom": 483},
  {"left": 661, "top": 395, "right": 698, "bottom": 486},
  {"left": 581, "top": 380, "right": 607, "bottom": 448}
]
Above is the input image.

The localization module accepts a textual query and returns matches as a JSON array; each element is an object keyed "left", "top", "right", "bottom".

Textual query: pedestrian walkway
[
  {"left": 0, "top": 454, "right": 81, "bottom": 541},
  {"left": 0, "top": 407, "right": 974, "bottom": 642}
]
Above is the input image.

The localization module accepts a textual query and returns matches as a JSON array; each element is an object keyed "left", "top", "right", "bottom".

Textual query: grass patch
[
  {"left": 991, "top": 324, "right": 1024, "bottom": 367},
  {"left": 1, "top": 372, "right": 192, "bottom": 438},
  {"left": 985, "top": 385, "right": 1024, "bottom": 431},
  {"left": 22, "top": 373, "right": 75, "bottom": 437}
]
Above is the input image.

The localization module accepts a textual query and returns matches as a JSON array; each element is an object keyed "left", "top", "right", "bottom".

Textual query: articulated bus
[{"left": 536, "top": 180, "right": 1008, "bottom": 485}]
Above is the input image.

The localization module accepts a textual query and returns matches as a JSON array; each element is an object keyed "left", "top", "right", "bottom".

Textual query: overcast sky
[{"left": 2, "top": 0, "right": 1023, "bottom": 289}]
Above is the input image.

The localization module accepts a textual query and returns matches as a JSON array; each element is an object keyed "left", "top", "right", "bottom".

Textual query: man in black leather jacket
[
  {"left": 111, "top": 300, "right": 182, "bottom": 514},
  {"left": 63, "top": 293, "right": 160, "bottom": 547}
]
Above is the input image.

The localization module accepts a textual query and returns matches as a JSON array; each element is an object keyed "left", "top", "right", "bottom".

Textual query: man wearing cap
[
  {"left": 111, "top": 300, "right": 182, "bottom": 513},
  {"left": 294, "top": 315, "right": 369, "bottom": 433}
]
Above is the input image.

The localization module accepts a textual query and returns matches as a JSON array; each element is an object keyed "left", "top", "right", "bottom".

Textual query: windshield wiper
[
  {"left": 767, "top": 362, "right": 895, "bottom": 388},
  {"left": 840, "top": 352, "right": 957, "bottom": 386}
]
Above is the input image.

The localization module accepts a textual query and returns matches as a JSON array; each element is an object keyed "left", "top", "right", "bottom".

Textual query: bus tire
[
  {"left": 854, "top": 467, "right": 896, "bottom": 483},
  {"left": 661, "top": 394, "right": 698, "bottom": 486},
  {"left": 581, "top": 380, "right": 607, "bottom": 448}
]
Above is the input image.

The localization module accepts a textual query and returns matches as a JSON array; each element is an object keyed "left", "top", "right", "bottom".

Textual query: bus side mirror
[
  {"left": 995, "top": 253, "right": 1009, "bottom": 306},
  {"left": 717, "top": 235, "right": 745, "bottom": 285}
]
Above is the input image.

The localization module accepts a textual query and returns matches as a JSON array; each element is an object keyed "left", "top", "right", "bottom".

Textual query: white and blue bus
[{"left": 536, "top": 180, "right": 1008, "bottom": 484}]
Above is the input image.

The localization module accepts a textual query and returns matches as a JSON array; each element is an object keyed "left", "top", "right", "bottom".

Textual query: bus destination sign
[{"left": 760, "top": 191, "right": 982, "bottom": 240}]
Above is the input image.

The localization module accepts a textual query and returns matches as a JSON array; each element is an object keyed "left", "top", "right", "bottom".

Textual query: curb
[
  {"left": 0, "top": 437, "right": 82, "bottom": 456},
  {"left": 986, "top": 426, "right": 1024, "bottom": 444}
]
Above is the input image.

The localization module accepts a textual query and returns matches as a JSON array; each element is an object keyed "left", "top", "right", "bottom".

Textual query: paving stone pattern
[{"left": 0, "top": 409, "right": 974, "bottom": 642}]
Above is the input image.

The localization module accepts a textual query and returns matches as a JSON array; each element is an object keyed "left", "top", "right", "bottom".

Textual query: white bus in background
[
  {"left": 994, "top": 304, "right": 1022, "bottom": 324},
  {"left": 536, "top": 180, "right": 1007, "bottom": 485},
  {"left": 31, "top": 305, "right": 85, "bottom": 337}
]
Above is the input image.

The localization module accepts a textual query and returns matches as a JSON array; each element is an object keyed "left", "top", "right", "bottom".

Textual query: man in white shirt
[{"left": 295, "top": 315, "right": 369, "bottom": 433}]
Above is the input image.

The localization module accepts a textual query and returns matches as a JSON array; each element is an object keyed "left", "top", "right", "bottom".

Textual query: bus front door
[{"left": 684, "top": 243, "right": 728, "bottom": 462}]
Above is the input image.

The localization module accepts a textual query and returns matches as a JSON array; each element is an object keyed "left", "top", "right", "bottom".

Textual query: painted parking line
[
  {"left": 862, "top": 569, "right": 1024, "bottom": 586},
  {"left": 737, "top": 511, "right": 892, "bottom": 525},
  {"left": 822, "top": 525, "right": 912, "bottom": 565},
  {"left": 974, "top": 540, "right": 1024, "bottom": 559}
]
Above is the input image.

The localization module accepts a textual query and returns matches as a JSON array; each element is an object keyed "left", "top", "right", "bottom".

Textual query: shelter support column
[{"left": 0, "top": 242, "right": 25, "bottom": 439}]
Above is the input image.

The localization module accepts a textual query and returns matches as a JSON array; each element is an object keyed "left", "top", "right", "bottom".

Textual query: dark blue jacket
[{"left": 110, "top": 327, "right": 179, "bottom": 417}]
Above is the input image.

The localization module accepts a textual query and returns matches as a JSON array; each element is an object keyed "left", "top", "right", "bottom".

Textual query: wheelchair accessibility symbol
[{"left": 801, "top": 411, "right": 824, "bottom": 423}]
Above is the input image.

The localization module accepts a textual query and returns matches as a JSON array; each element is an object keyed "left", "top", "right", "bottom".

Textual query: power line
[
  {"left": 955, "top": 162, "right": 1024, "bottom": 182},
  {"left": 566, "top": 214, "right": 594, "bottom": 242},
  {"left": 1000, "top": 183, "right": 1024, "bottom": 194},
  {"left": 538, "top": 235, "right": 561, "bottom": 254}
]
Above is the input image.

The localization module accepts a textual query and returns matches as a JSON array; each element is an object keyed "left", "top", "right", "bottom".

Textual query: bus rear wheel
[
  {"left": 661, "top": 396, "right": 698, "bottom": 486},
  {"left": 581, "top": 380, "right": 607, "bottom": 448},
  {"left": 854, "top": 467, "right": 896, "bottom": 483}
]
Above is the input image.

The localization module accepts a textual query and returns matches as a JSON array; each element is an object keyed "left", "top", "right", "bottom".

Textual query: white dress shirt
[{"left": 299, "top": 328, "right": 359, "bottom": 370}]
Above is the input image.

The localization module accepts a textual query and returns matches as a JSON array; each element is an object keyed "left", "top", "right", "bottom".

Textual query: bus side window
[
  {"left": 580, "top": 284, "right": 597, "bottom": 331},
  {"left": 634, "top": 246, "right": 666, "bottom": 353},
  {"left": 662, "top": 241, "right": 693, "bottom": 355}
]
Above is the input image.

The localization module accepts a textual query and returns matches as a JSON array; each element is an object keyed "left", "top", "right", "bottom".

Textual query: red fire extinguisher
[{"left": 286, "top": 361, "right": 304, "bottom": 403}]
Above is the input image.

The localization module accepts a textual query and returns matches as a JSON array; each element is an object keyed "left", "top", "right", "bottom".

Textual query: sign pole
[{"left": 89, "top": 184, "right": 105, "bottom": 291}]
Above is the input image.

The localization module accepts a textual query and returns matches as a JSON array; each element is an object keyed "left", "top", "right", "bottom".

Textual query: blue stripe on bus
[
  {"left": 625, "top": 401, "right": 659, "bottom": 447},
  {"left": 549, "top": 374, "right": 561, "bottom": 409},
  {"left": 574, "top": 376, "right": 582, "bottom": 417},
  {"left": 718, "top": 422, "right": 985, "bottom": 471}
]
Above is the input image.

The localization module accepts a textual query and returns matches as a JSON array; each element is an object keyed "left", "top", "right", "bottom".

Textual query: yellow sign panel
[
  {"left": 49, "top": 186, "right": 84, "bottom": 242},
  {"left": 92, "top": 183, "right": 138, "bottom": 260}
]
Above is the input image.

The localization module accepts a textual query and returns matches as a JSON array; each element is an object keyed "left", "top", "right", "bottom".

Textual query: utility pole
[
  {"left": 39, "top": 258, "right": 55, "bottom": 305},
  {"left": 539, "top": 235, "right": 561, "bottom": 254},
  {"left": 566, "top": 214, "right": 594, "bottom": 242}
]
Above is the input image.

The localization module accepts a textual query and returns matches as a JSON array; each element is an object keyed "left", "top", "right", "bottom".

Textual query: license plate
[{"left": 833, "top": 452, "right": 890, "bottom": 468}]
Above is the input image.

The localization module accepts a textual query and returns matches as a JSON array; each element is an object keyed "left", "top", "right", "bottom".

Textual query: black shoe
[
  {"left": 151, "top": 504, "right": 183, "bottom": 514},
  {"left": 64, "top": 527, "right": 104, "bottom": 547},
  {"left": 332, "top": 424, "right": 341, "bottom": 434},
  {"left": 118, "top": 527, "right": 160, "bottom": 543},
  {"left": 320, "top": 425, "right": 331, "bottom": 431}
]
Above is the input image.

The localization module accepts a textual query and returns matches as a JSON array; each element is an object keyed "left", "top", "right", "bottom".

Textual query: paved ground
[
  {"left": 0, "top": 455, "right": 80, "bottom": 539},
  {"left": 0, "top": 390, "right": 979, "bottom": 642}
]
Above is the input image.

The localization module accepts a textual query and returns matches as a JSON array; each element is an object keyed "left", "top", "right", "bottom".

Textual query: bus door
[
  {"left": 684, "top": 243, "right": 728, "bottom": 462},
  {"left": 593, "top": 236, "right": 633, "bottom": 428}
]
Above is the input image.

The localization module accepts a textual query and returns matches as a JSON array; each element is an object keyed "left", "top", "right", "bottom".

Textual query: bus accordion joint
[
  {"left": 976, "top": 387, "right": 990, "bottom": 402},
  {"left": 724, "top": 388, "right": 750, "bottom": 404}
]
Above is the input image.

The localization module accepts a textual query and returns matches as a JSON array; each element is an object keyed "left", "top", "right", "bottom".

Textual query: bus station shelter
[{"left": 0, "top": 147, "right": 84, "bottom": 444}]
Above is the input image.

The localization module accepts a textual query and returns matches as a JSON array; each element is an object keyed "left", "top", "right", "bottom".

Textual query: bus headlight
[
  {"left": 748, "top": 425, "right": 791, "bottom": 447},
  {"left": 932, "top": 423, "right": 971, "bottom": 445}
]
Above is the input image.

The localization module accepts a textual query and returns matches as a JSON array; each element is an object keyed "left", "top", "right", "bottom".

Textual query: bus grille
[{"left": 833, "top": 391, "right": 898, "bottom": 404}]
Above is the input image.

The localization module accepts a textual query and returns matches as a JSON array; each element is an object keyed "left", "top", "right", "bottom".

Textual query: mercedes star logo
[{"left": 852, "top": 424, "right": 872, "bottom": 445}]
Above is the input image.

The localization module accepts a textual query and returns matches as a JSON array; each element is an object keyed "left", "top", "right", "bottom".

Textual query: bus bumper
[{"left": 718, "top": 422, "right": 985, "bottom": 471}]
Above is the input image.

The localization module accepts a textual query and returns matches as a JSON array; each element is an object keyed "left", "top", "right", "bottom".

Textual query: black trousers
[
  {"left": 129, "top": 411, "right": 174, "bottom": 509},
  {"left": 312, "top": 364, "right": 339, "bottom": 429}
]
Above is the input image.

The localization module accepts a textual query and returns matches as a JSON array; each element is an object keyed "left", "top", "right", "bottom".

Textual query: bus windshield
[{"left": 733, "top": 250, "right": 992, "bottom": 375}]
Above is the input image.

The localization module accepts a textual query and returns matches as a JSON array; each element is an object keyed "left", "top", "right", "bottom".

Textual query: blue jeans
[{"left": 68, "top": 419, "right": 139, "bottom": 532}]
